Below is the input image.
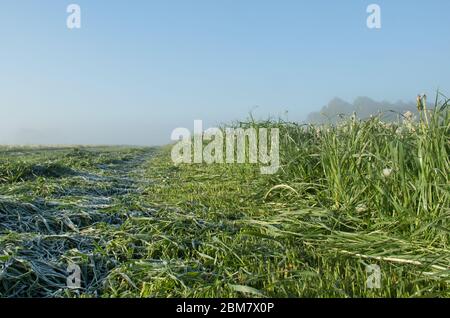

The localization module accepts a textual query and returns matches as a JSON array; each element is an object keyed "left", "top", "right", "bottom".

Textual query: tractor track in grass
[{"left": 0, "top": 148, "right": 157, "bottom": 297}]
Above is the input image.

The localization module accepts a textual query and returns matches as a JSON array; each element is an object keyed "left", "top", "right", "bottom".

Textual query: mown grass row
[{"left": 0, "top": 147, "right": 152, "bottom": 297}]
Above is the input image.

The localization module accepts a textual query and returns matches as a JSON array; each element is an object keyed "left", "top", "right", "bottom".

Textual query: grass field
[{"left": 0, "top": 99, "right": 449, "bottom": 298}]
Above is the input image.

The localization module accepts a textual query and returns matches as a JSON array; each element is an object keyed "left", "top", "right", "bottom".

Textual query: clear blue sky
[{"left": 1, "top": 0, "right": 449, "bottom": 145}]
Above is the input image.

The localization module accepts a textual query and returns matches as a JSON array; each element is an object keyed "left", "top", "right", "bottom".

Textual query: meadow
[{"left": 0, "top": 97, "right": 448, "bottom": 297}]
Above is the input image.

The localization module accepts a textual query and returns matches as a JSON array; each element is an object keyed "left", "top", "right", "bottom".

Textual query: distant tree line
[{"left": 306, "top": 97, "right": 418, "bottom": 124}]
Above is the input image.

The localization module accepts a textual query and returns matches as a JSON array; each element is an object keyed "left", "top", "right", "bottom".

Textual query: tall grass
[{"left": 246, "top": 94, "right": 450, "bottom": 292}]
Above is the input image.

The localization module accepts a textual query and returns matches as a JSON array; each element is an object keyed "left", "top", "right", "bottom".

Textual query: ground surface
[{"left": 0, "top": 137, "right": 449, "bottom": 297}]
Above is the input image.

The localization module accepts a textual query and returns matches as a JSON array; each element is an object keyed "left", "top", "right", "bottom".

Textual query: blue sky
[{"left": 0, "top": 0, "right": 449, "bottom": 145}]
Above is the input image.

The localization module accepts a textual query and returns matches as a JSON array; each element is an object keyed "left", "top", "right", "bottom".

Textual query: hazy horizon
[
  {"left": 1, "top": 0, "right": 449, "bottom": 145},
  {"left": 0, "top": 95, "right": 426, "bottom": 147}
]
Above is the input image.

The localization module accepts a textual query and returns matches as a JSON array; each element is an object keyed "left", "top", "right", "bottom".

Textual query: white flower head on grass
[
  {"left": 403, "top": 111, "right": 414, "bottom": 122},
  {"left": 356, "top": 204, "right": 368, "bottom": 213},
  {"left": 402, "top": 111, "right": 416, "bottom": 132},
  {"left": 382, "top": 168, "right": 393, "bottom": 178}
]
